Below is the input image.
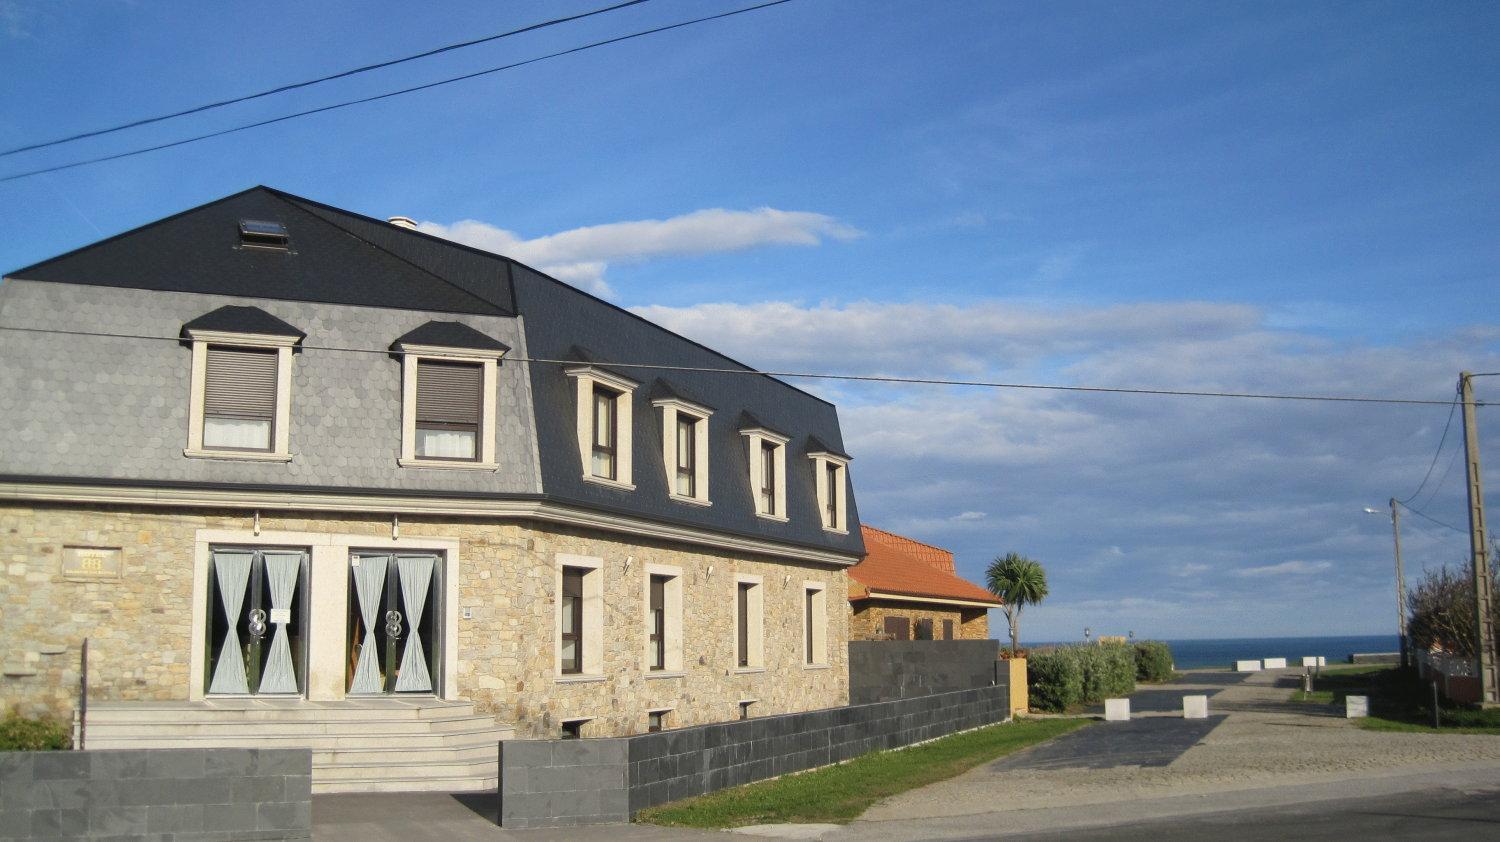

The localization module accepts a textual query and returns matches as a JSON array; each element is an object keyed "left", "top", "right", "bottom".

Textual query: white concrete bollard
[
  {"left": 1104, "top": 698, "right": 1130, "bottom": 721},
  {"left": 1345, "top": 695, "right": 1369, "bottom": 718},
  {"left": 1262, "top": 657, "right": 1288, "bottom": 669},
  {"left": 1235, "top": 660, "right": 1262, "bottom": 672},
  {"left": 1301, "top": 656, "right": 1326, "bottom": 668},
  {"left": 1182, "top": 695, "right": 1208, "bottom": 719}
]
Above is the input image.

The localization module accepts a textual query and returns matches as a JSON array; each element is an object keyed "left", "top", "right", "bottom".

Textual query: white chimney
[{"left": 387, "top": 216, "right": 418, "bottom": 230}]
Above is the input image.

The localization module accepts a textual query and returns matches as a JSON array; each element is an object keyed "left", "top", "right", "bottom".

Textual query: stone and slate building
[
  {"left": 0, "top": 186, "right": 864, "bottom": 792},
  {"left": 849, "top": 526, "right": 1000, "bottom": 641}
]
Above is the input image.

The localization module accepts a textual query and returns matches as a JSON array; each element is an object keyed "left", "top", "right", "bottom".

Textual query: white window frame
[
  {"left": 732, "top": 573, "right": 765, "bottom": 672},
  {"left": 643, "top": 563, "right": 684, "bottom": 675},
  {"left": 802, "top": 581, "right": 829, "bottom": 668},
  {"left": 740, "top": 427, "right": 789, "bottom": 521},
  {"left": 396, "top": 342, "right": 504, "bottom": 470},
  {"left": 184, "top": 329, "right": 297, "bottom": 461},
  {"left": 567, "top": 366, "right": 638, "bottom": 490},
  {"left": 555, "top": 553, "right": 605, "bottom": 680},
  {"left": 653, "top": 397, "right": 712, "bottom": 506},
  {"left": 809, "top": 452, "right": 851, "bottom": 533}
]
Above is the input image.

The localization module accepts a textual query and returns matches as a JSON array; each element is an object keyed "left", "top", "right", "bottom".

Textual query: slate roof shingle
[{"left": 181, "top": 305, "right": 305, "bottom": 339}]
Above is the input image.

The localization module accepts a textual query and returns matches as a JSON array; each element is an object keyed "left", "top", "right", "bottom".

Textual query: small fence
[{"left": 1415, "top": 649, "right": 1481, "bottom": 704}]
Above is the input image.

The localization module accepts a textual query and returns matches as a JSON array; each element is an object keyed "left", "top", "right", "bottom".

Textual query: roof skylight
[{"left": 238, "top": 219, "right": 289, "bottom": 249}]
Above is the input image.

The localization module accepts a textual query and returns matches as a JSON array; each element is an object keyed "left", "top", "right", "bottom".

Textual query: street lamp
[{"left": 1364, "top": 500, "right": 1409, "bottom": 669}]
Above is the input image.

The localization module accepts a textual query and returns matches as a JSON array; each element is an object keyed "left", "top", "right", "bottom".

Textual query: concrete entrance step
[{"left": 85, "top": 698, "right": 511, "bottom": 794}]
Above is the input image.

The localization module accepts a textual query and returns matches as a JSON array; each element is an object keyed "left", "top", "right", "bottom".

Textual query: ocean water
[{"left": 1028, "top": 635, "right": 1400, "bottom": 670}]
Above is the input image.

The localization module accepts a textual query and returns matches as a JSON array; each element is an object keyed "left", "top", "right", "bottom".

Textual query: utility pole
[
  {"left": 1389, "top": 497, "right": 1408, "bottom": 669},
  {"left": 1459, "top": 371, "right": 1498, "bottom": 706}
]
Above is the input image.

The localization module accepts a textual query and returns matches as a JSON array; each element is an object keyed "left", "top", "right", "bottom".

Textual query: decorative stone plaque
[{"left": 62, "top": 546, "right": 123, "bottom": 581}]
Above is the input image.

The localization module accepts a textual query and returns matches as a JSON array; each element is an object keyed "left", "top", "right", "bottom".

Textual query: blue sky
[{"left": 2, "top": 0, "right": 1497, "bottom": 641}]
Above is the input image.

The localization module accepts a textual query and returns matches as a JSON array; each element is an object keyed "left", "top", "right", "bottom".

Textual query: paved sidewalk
[{"left": 846, "top": 668, "right": 1500, "bottom": 830}]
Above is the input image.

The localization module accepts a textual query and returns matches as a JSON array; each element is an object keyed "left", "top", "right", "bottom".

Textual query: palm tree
[{"left": 985, "top": 553, "right": 1049, "bottom": 655}]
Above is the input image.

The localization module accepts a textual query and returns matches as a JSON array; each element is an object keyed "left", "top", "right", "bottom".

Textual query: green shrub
[
  {"left": 1027, "top": 649, "right": 1082, "bottom": 712},
  {"left": 1134, "top": 641, "right": 1175, "bottom": 682},
  {"left": 1027, "top": 643, "right": 1137, "bottom": 712},
  {"left": 0, "top": 713, "right": 70, "bottom": 751}
]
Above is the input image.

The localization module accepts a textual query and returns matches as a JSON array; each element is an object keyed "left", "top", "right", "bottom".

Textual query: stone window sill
[
  {"left": 398, "top": 458, "right": 497, "bottom": 471},
  {"left": 645, "top": 671, "right": 686, "bottom": 680},
  {"left": 733, "top": 667, "right": 766, "bottom": 675},
  {"left": 668, "top": 494, "right": 712, "bottom": 508},
  {"left": 821, "top": 526, "right": 849, "bottom": 535},
  {"left": 802, "top": 663, "right": 831, "bottom": 671},
  {"left": 755, "top": 512, "right": 790, "bottom": 523},
  {"left": 554, "top": 674, "right": 607, "bottom": 684},
  {"left": 184, "top": 448, "right": 292, "bottom": 462},
  {"left": 582, "top": 474, "right": 636, "bottom": 491}
]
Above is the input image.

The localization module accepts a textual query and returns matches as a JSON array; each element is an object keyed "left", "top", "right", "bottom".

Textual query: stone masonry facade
[
  {"left": 1, "top": 503, "right": 848, "bottom": 737},
  {"left": 850, "top": 599, "right": 989, "bottom": 642}
]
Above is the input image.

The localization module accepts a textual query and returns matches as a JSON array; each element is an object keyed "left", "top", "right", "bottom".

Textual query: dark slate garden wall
[
  {"left": 848, "top": 639, "right": 1003, "bottom": 705},
  {"left": 0, "top": 748, "right": 310, "bottom": 841},
  {"left": 498, "top": 685, "right": 1008, "bottom": 828}
]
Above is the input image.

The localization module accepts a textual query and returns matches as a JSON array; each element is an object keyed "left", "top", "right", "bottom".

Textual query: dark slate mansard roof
[{"left": 4, "top": 186, "right": 863, "bottom": 558}]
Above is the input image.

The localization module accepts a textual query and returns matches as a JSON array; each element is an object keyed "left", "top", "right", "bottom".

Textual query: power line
[
  {"left": 0, "top": 0, "right": 654, "bottom": 158},
  {"left": 0, "top": 0, "right": 796, "bottom": 183},
  {"left": 1398, "top": 388, "right": 1459, "bottom": 504},
  {"left": 1414, "top": 441, "right": 1464, "bottom": 512},
  {"left": 1397, "top": 499, "right": 1467, "bottom": 534},
  {"left": 0, "top": 322, "right": 1478, "bottom": 407}
]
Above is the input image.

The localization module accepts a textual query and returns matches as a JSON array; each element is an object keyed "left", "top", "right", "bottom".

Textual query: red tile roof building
[{"left": 849, "top": 526, "right": 1001, "bottom": 641}]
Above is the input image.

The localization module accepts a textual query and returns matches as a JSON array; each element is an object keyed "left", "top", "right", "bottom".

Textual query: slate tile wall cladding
[
  {"left": 0, "top": 748, "right": 311, "bottom": 841},
  {"left": 497, "top": 686, "right": 1008, "bottom": 828},
  {"left": 0, "top": 280, "right": 541, "bottom": 493},
  {"left": 847, "top": 639, "right": 1003, "bottom": 705}
]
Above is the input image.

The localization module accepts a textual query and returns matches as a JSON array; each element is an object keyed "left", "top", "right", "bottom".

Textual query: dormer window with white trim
[
  {"left": 182, "top": 306, "right": 303, "bottom": 462},
  {"left": 740, "top": 417, "right": 788, "bottom": 521},
  {"left": 392, "top": 321, "right": 509, "bottom": 471},
  {"left": 651, "top": 386, "right": 712, "bottom": 506},
  {"left": 807, "top": 440, "right": 851, "bottom": 533},
  {"left": 567, "top": 362, "right": 638, "bottom": 490}
]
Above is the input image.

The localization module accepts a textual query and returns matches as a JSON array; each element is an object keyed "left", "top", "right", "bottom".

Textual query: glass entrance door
[
  {"left": 347, "top": 553, "right": 441, "bottom": 694},
  {"left": 205, "top": 547, "right": 308, "bottom": 696}
]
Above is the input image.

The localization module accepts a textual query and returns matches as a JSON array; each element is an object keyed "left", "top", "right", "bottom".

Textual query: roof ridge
[
  {"left": 271, "top": 192, "right": 512, "bottom": 317},
  {"left": 861, "top": 524, "right": 951, "bottom": 555}
]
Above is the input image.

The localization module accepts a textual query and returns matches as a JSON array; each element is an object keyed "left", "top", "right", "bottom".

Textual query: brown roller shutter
[
  {"left": 204, "top": 346, "right": 277, "bottom": 419},
  {"left": 416, "top": 360, "right": 481, "bottom": 425}
]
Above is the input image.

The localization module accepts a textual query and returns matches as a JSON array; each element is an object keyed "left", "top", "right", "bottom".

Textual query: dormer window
[
  {"left": 181, "top": 306, "right": 303, "bottom": 462},
  {"left": 238, "top": 219, "right": 289, "bottom": 250},
  {"left": 391, "top": 321, "right": 508, "bottom": 471},
  {"left": 651, "top": 380, "right": 712, "bottom": 506},
  {"left": 566, "top": 357, "right": 638, "bottom": 490},
  {"left": 740, "top": 414, "right": 788, "bottom": 521},
  {"left": 807, "top": 437, "right": 851, "bottom": 533}
]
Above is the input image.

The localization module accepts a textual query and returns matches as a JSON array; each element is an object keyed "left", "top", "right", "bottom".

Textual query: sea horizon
[{"left": 1023, "top": 633, "right": 1401, "bottom": 670}]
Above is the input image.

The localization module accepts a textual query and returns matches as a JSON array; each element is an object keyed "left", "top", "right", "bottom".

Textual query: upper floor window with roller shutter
[
  {"left": 391, "top": 320, "right": 509, "bottom": 471},
  {"left": 181, "top": 305, "right": 304, "bottom": 462},
  {"left": 203, "top": 346, "right": 278, "bottom": 451},
  {"left": 414, "top": 360, "right": 482, "bottom": 461}
]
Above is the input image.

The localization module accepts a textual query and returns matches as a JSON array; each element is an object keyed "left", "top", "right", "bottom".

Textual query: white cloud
[
  {"left": 622, "top": 296, "right": 1499, "bottom": 639},
  {"left": 1235, "top": 560, "right": 1334, "bottom": 578},
  {"left": 416, "top": 207, "right": 860, "bottom": 298},
  {"left": 951, "top": 511, "right": 987, "bottom": 522}
]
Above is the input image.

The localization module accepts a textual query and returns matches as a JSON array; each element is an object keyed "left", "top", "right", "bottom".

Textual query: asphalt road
[{"left": 997, "top": 782, "right": 1500, "bottom": 841}]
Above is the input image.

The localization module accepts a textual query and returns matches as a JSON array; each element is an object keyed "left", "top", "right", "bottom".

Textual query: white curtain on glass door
[
  {"left": 258, "top": 552, "right": 302, "bottom": 694},
  {"left": 349, "top": 555, "right": 388, "bottom": 694},
  {"left": 207, "top": 550, "right": 252, "bottom": 694},
  {"left": 394, "top": 555, "right": 436, "bottom": 693}
]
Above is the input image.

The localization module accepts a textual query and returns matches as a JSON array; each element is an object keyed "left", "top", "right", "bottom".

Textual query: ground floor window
[
  {"left": 346, "top": 552, "right": 443, "bottom": 694},
  {"left": 205, "top": 547, "right": 309, "bottom": 696}
]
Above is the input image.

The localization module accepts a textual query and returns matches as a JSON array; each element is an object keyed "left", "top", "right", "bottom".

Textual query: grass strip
[
  {"left": 1285, "top": 665, "right": 1500, "bottom": 734},
  {"left": 636, "top": 717, "right": 1088, "bottom": 828}
]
